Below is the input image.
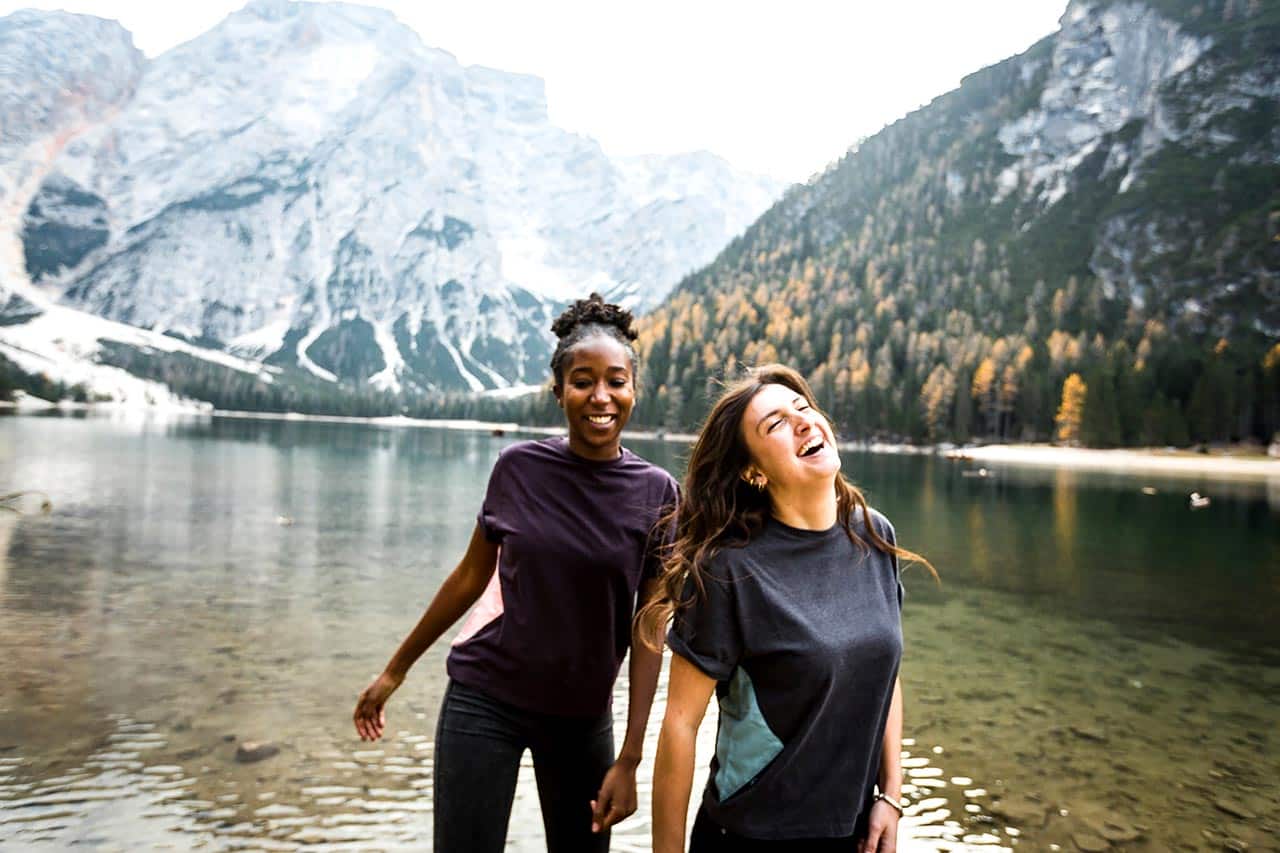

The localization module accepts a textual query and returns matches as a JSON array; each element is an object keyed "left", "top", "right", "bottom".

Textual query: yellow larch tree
[{"left": 1055, "top": 373, "right": 1088, "bottom": 445}]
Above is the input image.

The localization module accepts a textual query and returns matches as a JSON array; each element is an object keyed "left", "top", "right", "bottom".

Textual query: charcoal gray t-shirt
[
  {"left": 447, "top": 437, "right": 678, "bottom": 717},
  {"left": 668, "top": 510, "right": 904, "bottom": 840}
]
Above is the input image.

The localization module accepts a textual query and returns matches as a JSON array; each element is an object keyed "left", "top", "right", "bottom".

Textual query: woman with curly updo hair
[
  {"left": 639, "top": 364, "right": 933, "bottom": 853},
  {"left": 354, "top": 294, "right": 678, "bottom": 852}
]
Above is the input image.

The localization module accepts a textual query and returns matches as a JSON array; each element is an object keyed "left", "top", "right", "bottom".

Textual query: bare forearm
[
  {"left": 385, "top": 560, "right": 492, "bottom": 678},
  {"left": 879, "top": 677, "right": 904, "bottom": 798},
  {"left": 653, "top": 722, "right": 697, "bottom": 853},
  {"left": 617, "top": 630, "right": 662, "bottom": 765}
]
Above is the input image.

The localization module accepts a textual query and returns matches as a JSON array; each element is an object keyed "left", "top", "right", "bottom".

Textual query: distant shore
[
  {"left": 209, "top": 410, "right": 1279, "bottom": 480},
  {"left": 944, "top": 443, "right": 1279, "bottom": 481},
  {"left": 204, "top": 408, "right": 707, "bottom": 442},
  {"left": 7, "top": 403, "right": 1278, "bottom": 480}
]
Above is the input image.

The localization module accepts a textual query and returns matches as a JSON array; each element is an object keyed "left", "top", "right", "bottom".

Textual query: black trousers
[
  {"left": 689, "top": 806, "right": 865, "bottom": 852},
  {"left": 432, "top": 679, "right": 615, "bottom": 853}
]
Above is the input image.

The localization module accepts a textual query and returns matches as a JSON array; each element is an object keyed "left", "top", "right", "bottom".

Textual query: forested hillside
[{"left": 632, "top": 0, "right": 1280, "bottom": 447}]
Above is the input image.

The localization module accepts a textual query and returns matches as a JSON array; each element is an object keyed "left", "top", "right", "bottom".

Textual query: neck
[
  {"left": 566, "top": 435, "right": 621, "bottom": 462},
  {"left": 768, "top": 480, "right": 838, "bottom": 531}
]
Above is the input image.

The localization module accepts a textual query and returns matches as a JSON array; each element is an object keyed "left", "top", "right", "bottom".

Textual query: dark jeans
[
  {"left": 433, "top": 679, "right": 615, "bottom": 853},
  {"left": 689, "top": 806, "right": 864, "bottom": 852}
]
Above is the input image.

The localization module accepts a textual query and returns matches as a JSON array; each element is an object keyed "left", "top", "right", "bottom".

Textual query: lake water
[{"left": 1, "top": 413, "right": 1277, "bottom": 851}]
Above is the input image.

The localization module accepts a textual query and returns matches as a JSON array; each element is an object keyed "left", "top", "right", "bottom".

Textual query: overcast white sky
[{"left": 3, "top": 0, "right": 1068, "bottom": 182}]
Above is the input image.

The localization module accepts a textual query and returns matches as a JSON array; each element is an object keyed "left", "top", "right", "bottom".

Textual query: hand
[
  {"left": 590, "top": 759, "right": 638, "bottom": 833},
  {"left": 353, "top": 670, "right": 403, "bottom": 741},
  {"left": 858, "top": 799, "right": 900, "bottom": 853}
]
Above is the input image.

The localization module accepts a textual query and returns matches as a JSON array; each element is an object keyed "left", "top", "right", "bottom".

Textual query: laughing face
[
  {"left": 554, "top": 335, "right": 636, "bottom": 461},
  {"left": 740, "top": 382, "right": 841, "bottom": 492}
]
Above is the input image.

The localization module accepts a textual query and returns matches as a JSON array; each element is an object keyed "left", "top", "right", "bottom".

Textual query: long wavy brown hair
[{"left": 637, "top": 364, "right": 935, "bottom": 652}]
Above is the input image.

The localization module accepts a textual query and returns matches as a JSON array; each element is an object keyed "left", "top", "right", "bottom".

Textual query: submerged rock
[
  {"left": 235, "top": 741, "right": 280, "bottom": 763},
  {"left": 988, "top": 793, "right": 1049, "bottom": 828},
  {"left": 1099, "top": 821, "right": 1143, "bottom": 842},
  {"left": 1069, "top": 725, "right": 1108, "bottom": 742},
  {"left": 1072, "top": 833, "right": 1110, "bottom": 852},
  {"left": 1213, "top": 797, "right": 1257, "bottom": 820}
]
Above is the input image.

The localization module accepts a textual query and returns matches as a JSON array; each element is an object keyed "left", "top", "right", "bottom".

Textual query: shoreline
[
  {"left": 7, "top": 403, "right": 1278, "bottom": 480},
  {"left": 945, "top": 442, "right": 1279, "bottom": 481},
  {"left": 207, "top": 408, "right": 706, "bottom": 443},
  {"left": 207, "top": 412, "right": 1280, "bottom": 479}
]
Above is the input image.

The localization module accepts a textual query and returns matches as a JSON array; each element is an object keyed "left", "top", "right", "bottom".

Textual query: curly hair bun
[{"left": 550, "top": 293, "right": 637, "bottom": 341}]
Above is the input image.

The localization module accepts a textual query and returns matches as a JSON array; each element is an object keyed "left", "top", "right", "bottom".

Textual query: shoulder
[
  {"left": 854, "top": 505, "right": 896, "bottom": 545},
  {"left": 493, "top": 438, "right": 565, "bottom": 468},
  {"left": 620, "top": 449, "right": 679, "bottom": 499},
  {"left": 485, "top": 440, "right": 565, "bottom": 490},
  {"left": 868, "top": 507, "right": 896, "bottom": 544},
  {"left": 504, "top": 437, "right": 564, "bottom": 459},
  {"left": 703, "top": 539, "right": 760, "bottom": 586}
]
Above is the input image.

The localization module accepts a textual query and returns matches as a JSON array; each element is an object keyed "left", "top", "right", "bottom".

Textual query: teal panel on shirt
[{"left": 714, "top": 666, "right": 784, "bottom": 799}]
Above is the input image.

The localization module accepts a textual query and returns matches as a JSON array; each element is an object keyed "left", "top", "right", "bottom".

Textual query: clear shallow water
[{"left": 0, "top": 413, "right": 1276, "bottom": 851}]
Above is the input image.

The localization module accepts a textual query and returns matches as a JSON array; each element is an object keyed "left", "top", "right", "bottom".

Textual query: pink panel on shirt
[{"left": 451, "top": 570, "right": 504, "bottom": 646}]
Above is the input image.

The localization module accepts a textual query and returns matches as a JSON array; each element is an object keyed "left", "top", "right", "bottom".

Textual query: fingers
[
  {"left": 353, "top": 707, "right": 374, "bottom": 741},
  {"left": 862, "top": 825, "right": 883, "bottom": 853},
  {"left": 352, "top": 692, "right": 386, "bottom": 741},
  {"left": 590, "top": 798, "right": 630, "bottom": 833},
  {"left": 590, "top": 797, "right": 613, "bottom": 833},
  {"left": 592, "top": 764, "right": 640, "bottom": 833},
  {"left": 880, "top": 821, "right": 898, "bottom": 853},
  {"left": 591, "top": 792, "right": 629, "bottom": 832},
  {"left": 600, "top": 801, "right": 631, "bottom": 830},
  {"left": 591, "top": 780, "right": 636, "bottom": 833},
  {"left": 591, "top": 770, "right": 613, "bottom": 833}
]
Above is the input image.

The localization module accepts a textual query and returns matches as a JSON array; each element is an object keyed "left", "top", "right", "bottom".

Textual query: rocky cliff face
[
  {"left": 2, "top": 0, "right": 780, "bottom": 398},
  {"left": 995, "top": 1, "right": 1211, "bottom": 208},
  {"left": 992, "top": 0, "right": 1279, "bottom": 335},
  {"left": 0, "top": 11, "right": 144, "bottom": 317}
]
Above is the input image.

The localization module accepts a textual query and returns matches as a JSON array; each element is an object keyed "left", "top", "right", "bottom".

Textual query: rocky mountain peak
[
  {"left": 0, "top": 10, "right": 143, "bottom": 311},
  {"left": 0, "top": 3, "right": 782, "bottom": 402}
]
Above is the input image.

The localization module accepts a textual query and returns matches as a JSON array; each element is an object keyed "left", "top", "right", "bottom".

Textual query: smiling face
[
  {"left": 554, "top": 334, "right": 636, "bottom": 461},
  {"left": 739, "top": 382, "right": 841, "bottom": 493}
]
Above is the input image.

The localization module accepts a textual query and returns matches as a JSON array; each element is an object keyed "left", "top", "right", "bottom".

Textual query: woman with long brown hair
[{"left": 640, "top": 364, "right": 930, "bottom": 853}]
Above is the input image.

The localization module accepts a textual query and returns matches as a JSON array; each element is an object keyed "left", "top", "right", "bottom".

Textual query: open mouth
[
  {"left": 797, "top": 437, "right": 825, "bottom": 457},
  {"left": 586, "top": 414, "right": 616, "bottom": 426}
]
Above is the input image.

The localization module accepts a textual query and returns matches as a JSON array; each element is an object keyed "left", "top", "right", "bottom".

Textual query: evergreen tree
[
  {"left": 1081, "top": 366, "right": 1122, "bottom": 448},
  {"left": 1262, "top": 343, "right": 1280, "bottom": 443}
]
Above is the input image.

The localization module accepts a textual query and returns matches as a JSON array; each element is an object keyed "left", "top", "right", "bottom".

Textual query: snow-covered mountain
[
  {"left": 0, "top": 10, "right": 143, "bottom": 313},
  {"left": 1, "top": 0, "right": 781, "bottom": 400}
]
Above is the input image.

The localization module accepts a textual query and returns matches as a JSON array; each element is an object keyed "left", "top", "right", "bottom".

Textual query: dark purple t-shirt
[{"left": 446, "top": 436, "right": 678, "bottom": 717}]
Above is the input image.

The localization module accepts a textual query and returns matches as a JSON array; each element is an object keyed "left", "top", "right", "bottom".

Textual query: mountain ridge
[{"left": 0, "top": 0, "right": 781, "bottom": 401}]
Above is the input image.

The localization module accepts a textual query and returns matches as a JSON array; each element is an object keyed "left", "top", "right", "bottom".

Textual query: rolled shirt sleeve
[{"left": 666, "top": 564, "right": 744, "bottom": 682}]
